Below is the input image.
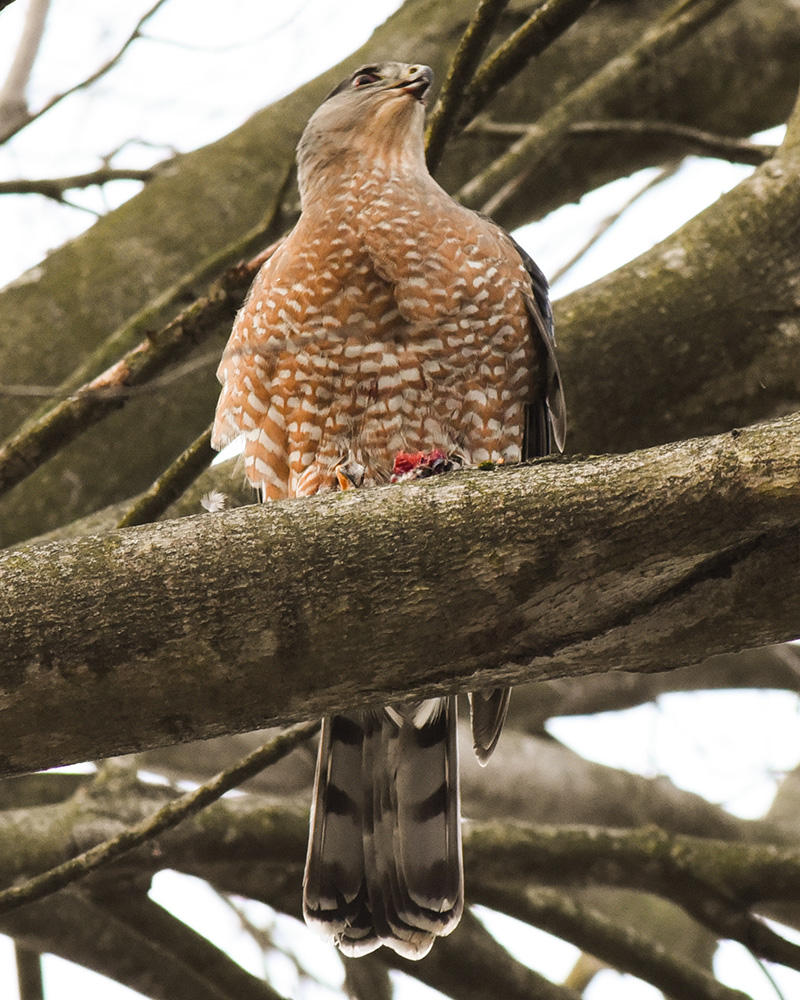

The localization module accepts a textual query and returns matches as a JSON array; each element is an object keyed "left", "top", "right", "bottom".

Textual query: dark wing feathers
[
  {"left": 508, "top": 233, "right": 567, "bottom": 457},
  {"left": 469, "top": 232, "right": 566, "bottom": 763}
]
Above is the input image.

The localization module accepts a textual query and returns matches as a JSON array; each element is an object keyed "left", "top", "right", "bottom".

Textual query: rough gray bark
[
  {"left": 1, "top": 412, "right": 798, "bottom": 775},
  {"left": 0, "top": 0, "right": 799, "bottom": 544}
]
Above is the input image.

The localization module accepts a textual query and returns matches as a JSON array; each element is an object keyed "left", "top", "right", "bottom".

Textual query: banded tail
[{"left": 303, "top": 697, "right": 462, "bottom": 959}]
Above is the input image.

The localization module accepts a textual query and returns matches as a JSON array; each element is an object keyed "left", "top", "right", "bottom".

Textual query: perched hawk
[{"left": 213, "top": 62, "right": 566, "bottom": 959}]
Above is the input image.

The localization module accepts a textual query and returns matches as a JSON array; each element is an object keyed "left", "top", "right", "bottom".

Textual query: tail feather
[
  {"left": 303, "top": 716, "right": 376, "bottom": 951},
  {"left": 469, "top": 687, "right": 511, "bottom": 765},
  {"left": 303, "top": 698, "right": 462, "bottom": 959}
]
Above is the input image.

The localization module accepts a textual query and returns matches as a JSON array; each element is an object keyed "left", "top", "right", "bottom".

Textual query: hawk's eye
[{"left": 352, "top": 72, "right": 380, "bottom": 88}]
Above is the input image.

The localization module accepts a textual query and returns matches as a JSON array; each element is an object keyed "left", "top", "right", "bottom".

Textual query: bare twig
[
  {"left": 0, "top": 722, "right": 319, "bottom": 916},
  {"left": 0, "top": 0, "right": 49, "bottom": 135},
  {"left": 456, "top": 0, "right": 599, "bottom": 130},
  {"left": 458, "top": 0, "right": 740, "bottom": 216},
  {"left": 467, "top": 115, "right": 776, "bottom": 166},
  {"left": 0, "top": 349, "right": 220, "bottom": 401},
  {"left": 19, "top": 163, "right": 291, "bottom": 421},
  {"left": 424, "top": 0, "right": 513, "bottom": 173},
  {"left": 0, "top": 167, "right": 157, "bottom": 202},
  {"left": 570, "top": 118, "right": 775, "bottom": 166},
  {"left": 0, "top": 0, "right": 171, "bottom": 144},
  {"left": 753, "top": 958, "right": 790, "bottom": 1000},
  {"left": 115, "top": 424, "right": 215, "bottom": 528},
  {"left": 548, "top": 164, "right": 679, "bottom": 286}
]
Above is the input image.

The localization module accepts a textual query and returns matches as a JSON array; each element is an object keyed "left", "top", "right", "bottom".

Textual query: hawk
[{"left": 213, "top": 62, "right": 566, "bottom": 959}]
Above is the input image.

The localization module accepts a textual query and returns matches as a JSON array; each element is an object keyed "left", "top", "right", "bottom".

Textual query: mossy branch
[
  {"left": 0, "top": 244, "right": 280, "bottom": 501},
  {"left": 454, "top": 0, "right": 600, "bottom": 133},
  {"left": 424, "top": 0, "right": 513, "bottom": 172},
  {"left": 0, "top": 722, "right": 318, "bottom": 916},
  {"left": 458, "top": 0, "right": 740, "bottom": 214},
  {"left": 0, "top": 412, "right": 798, "bottom": 775},
  {"left": 472, "top": 884, "right": 749, "bottom": 1000},
  {"left": 115, "top": 425, "right": 215, "bottom": 529},
  {"left": 467, "top": 824, "right": 800, "bottom": 971}
]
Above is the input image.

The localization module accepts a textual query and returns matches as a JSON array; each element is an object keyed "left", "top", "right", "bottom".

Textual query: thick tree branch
[
  {"left": 0, "top": 0, "right": 48, "bottom": 136},
  {"left": 471, "top": 883, "right": 749, "bottom": 1000},
  {"left": 0, "top": 723, "right": 317, "bottom": 914},
  {"left": 466, "top": 825, "right": 800, "bottom": 970},
  {"left": 0, "top": 413, "right": 798, "bottom": 774}
]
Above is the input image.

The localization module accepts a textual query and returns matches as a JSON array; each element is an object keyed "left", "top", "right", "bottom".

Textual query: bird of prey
[{"left": 213, "top": 61, "right": 565, "bottom": 959}]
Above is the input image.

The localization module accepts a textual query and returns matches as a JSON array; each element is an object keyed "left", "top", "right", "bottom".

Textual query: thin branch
[
  {"left": 563, "top": 954, "right": 606, "bottom": 992},
  {"left": 0, "top": 260, "right": 249, "bottom": 499},
  {"left": 754, "top": 957, "right": 790, "bottom": 1000},
  {"left": 548, "top": 164, "right": 679, "bottom": 286},
  {"left": 0, "top": 167, "right": 157, "bottom": 202},
  {"left": 458, "top": 0, "right": 741, "bottom": 216},
  {"left": 473, "top": 884, "right": 751, "bottom": 1000},
  {"left": 115, "top": 424, "right": 214, "bottom": 528},
  {"left": 0, "top": 722, "right": 319, "bottom": 916},
  {"left": 0, "top": 202, "right": 283, "bottom": 500},
  {"left": 0, "top": 0, "right": 171, "bottom": 144},
  {"left": 570, "top": 118, "right": 776, "bottom": 166},
  {"left": 0, "top": 0, "right": 49, "bottom": 135},
  {"left": 456, "top": 0, "right": 600, "bottom": 130},
  {"left": 0, "top": 348, "right": 220, "bottom": 401},
  {"left": 15, "top": 943, "right": 44, "bottom": 1000},
  {"left": 15, "top": 162, "right": 291, "bottom": 427},
  {"left": 424, "top": 0, "right": 513, "bottom": 173},
  {"left": 467, "top": 115, "right": 776, "bottom": 166}
]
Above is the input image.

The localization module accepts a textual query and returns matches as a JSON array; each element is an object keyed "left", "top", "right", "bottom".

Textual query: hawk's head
[{"left": 297, "top": 62, "right": 434, "bottom": 202}]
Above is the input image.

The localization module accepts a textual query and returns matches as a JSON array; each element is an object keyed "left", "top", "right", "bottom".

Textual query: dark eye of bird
[{"left": 352, "top": 72, "right": 380, "bottom": 88}]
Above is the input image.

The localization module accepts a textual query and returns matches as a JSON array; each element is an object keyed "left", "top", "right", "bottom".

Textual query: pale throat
[{"left": 299, "top": 109, "right": 430, "bottom": 208}]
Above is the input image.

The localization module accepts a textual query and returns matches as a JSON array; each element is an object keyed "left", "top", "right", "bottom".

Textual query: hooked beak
[{"left": 395, "top": 66, "right": 433, "bottom": 104}]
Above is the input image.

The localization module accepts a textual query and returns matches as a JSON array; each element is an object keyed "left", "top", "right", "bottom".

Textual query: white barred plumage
[{"left": 213, "top": 61, "right": 565, "bottom": 959}]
